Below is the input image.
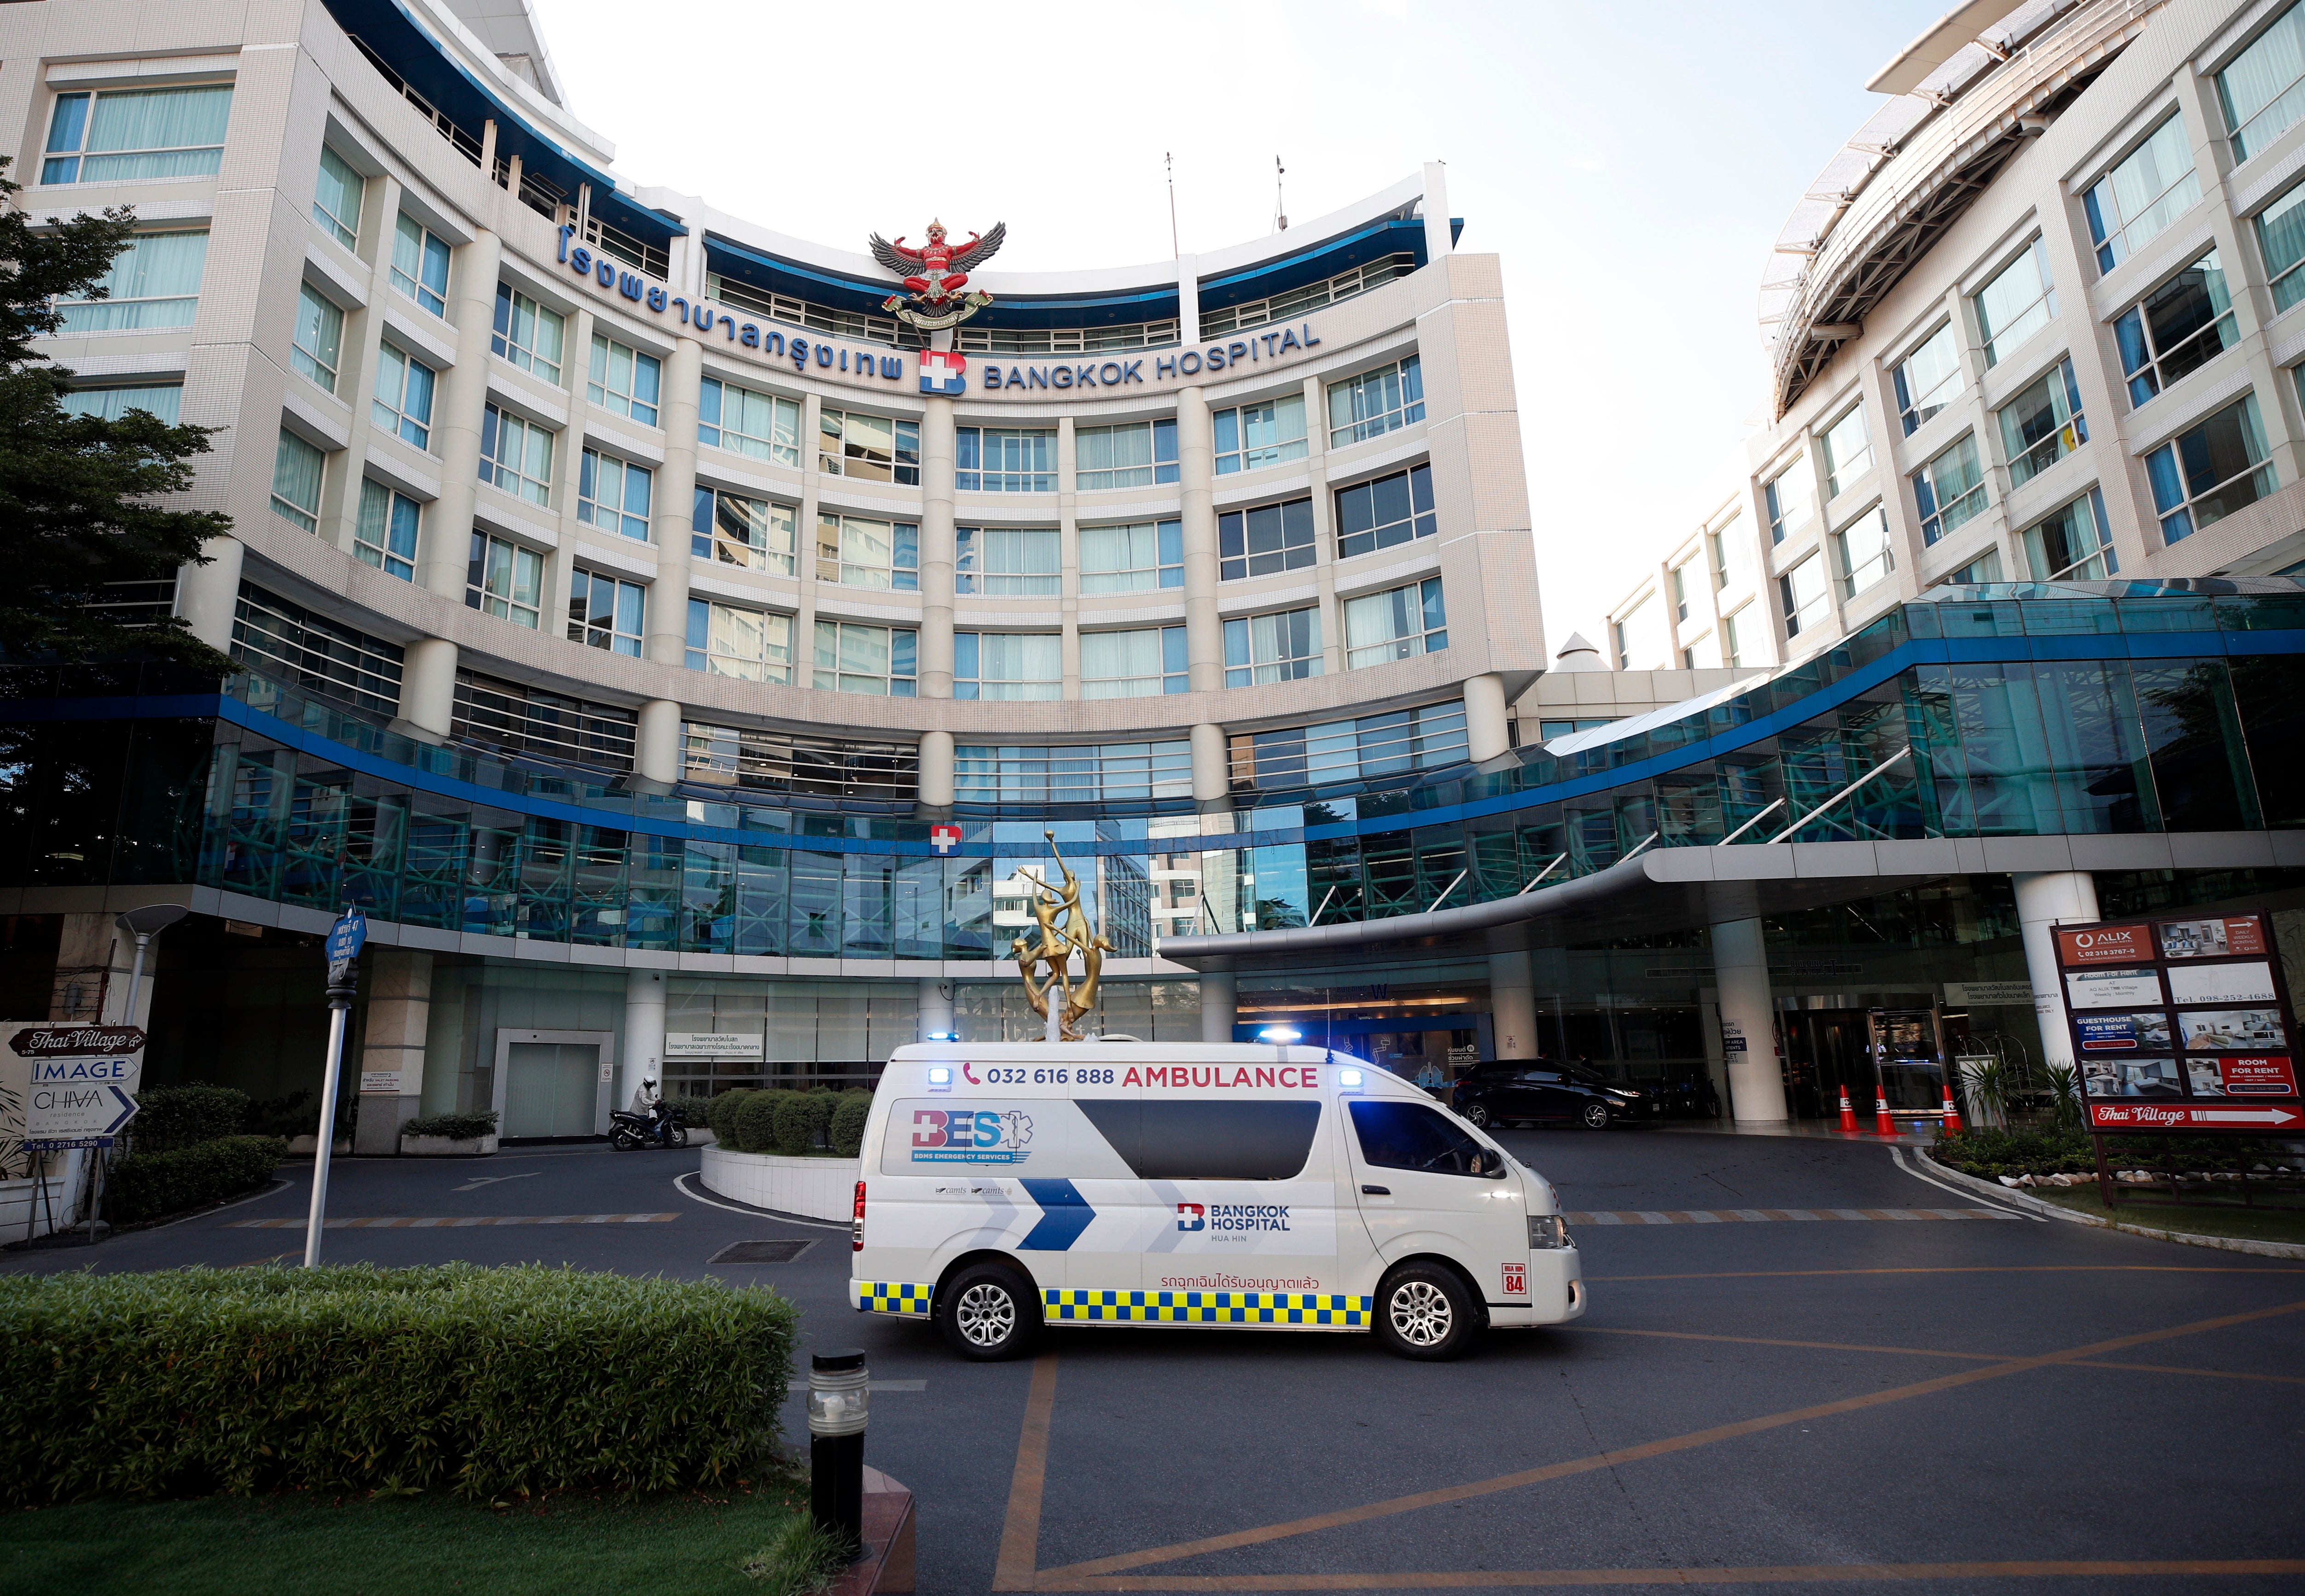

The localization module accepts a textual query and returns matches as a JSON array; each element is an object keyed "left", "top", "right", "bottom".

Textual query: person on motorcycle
[{"left": 630, "top": 1076, "right": 663, "bottom": 1123}]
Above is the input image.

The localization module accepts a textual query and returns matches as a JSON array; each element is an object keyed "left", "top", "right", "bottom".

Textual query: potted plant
[{"left": 398, "top": 1110, "right": 500, "bottom": 1157}]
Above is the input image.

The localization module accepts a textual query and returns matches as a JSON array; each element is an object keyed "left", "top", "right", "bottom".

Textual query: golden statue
[{"left": 1011, "top": 830, "right": 1112, "bottom": 1040}]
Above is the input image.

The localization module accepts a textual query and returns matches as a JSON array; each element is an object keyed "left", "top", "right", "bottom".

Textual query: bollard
[
  {"left": 1837, "top": 1083, "right": 1858, "bottom": 1134},
  {"left": 1874, "top": 1082, "right": 1897, "bottom": 1137},
  {"left": 809, "top": 1349, "right": 870, "bottom": 1561},
  {"left": 1939, "top": 1077, "right": 1964, "bottom": 1134}
]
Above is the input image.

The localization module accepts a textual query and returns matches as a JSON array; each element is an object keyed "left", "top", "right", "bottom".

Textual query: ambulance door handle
[{"left": 1362, "top": 1184, "right": 1390, "bottom": 1196}]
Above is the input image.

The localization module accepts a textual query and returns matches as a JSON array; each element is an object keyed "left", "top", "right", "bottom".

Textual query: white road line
[
  {"left": 1889, "top": 1144, "right": 2047, "bottom": 1221},
  {"left": 672, "top": 1171, "right": 849, "bottom": 1229}
]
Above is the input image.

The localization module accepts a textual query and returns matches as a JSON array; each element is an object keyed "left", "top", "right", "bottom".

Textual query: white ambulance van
[{"left": 849, "top": 1042, "right": 1583, "bottom": 1360}]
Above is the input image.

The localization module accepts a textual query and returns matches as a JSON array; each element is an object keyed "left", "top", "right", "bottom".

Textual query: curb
[{"left": 1921, "top": 1155, "right": 2305, "bottom": 1260}]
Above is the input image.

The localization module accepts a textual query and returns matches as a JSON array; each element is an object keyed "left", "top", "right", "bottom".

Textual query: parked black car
[{"left": 1450, "top": 1059, "right": 1652, "bottom": 1130}]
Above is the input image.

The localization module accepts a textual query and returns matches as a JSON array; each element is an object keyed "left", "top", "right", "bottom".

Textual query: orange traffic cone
[
  {"left": 1838, "top": 1083, "right": 1859, "bottom": 1133},
  {"left": 1874, "top": 1083, "right": 1897, "bottom": 1137},
  {"left": 1940, "top": 1079, "right": 1964, "bottom": 1134}
]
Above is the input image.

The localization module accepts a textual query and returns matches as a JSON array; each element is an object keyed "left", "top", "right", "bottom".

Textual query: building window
[
  {"left": 1708, "top": 513, "right": 1746, "bottom": 592},
  {"left": 1215, "top": 392, "right": 1309, "bottom": 474},
  {"left": 312, "top": 145, "right": 363, "bottom": 249},
  {"left": 492, "top": 284, "right": 565, "bottom": 382},
  {"left": 687, "top": 598, "right": 792, "bottom": 682},
  {"left": 699, "top": 377, "right": 800, "bottom": 467},
  {"left": 956, "top": 740, "right": 1193, "bottom": 805},
  {"left": 1998, "top": 357, "right": 2088, "bottom": 487},
  {"left": 814, "top": 621, "right": 917, "bottom": 696},
  {"left": 290, "top": 281, "right": 343, "bottom": 392},
  {"left": 55, "top": 229, "right": 206, "bottom": 332},
  {"left": 1343, "top": 579, "right": 1446, "bottom": 669},
  {"left": 2116, "top": 250, "right": 2238, "bottom": 405},
  {"left": 1613, "top": 592, "right": 1666, "bottom": 669},
  {"left": 820, "top": 409, "right": 920, "bottom": 484},
  {"left": 354, "top": 479, "right": 419, "bottom": 580},
  {"left": 2218, "top": 3, "right": 2305, "bottom": 163},
  {"left": 1224, "top": 606, "right": 1321, "bottom": 686},
  {"left": 1762, "top": 458, "right": 1813, "bottom": 544},
  {"left": 1336, "top": 463, "right": 1437, "bottom": 559},
  {"left": 579, "top": 449, "right": 652, "bottom": 540},
  {"left": 1723, "top": 605, "right": 1751, "bottom": 667},
  {"left": 2084, "top": 116, "right": 2202, "bottom": 273},
  {"left": 567, "top": 568, "right": 646, "bottom": 656},
  {"left": 1779, "top": 553, "right": 1828, "bottom": 638},
  {"left": 817, "top": 512, "right": 918, "bottom": 590},
  {"left": 1819, "top": 404, "right": 1871, "bottom": 498},
  {"left": 2147, "top": 394, "right": 2275, "bottom": 543},
  {"left": 588, "top": 333, "right": 661, "bottom": 426},
  {"left": 271, "top": 429, "right": 323, "bottom": 531},
  {"left": 1327, "top": 355, "right": 1424, "bottom": 447},
  {"left": 1218, "top": 496, "right": 1315, "bottom": 580},
  {"left": 2021, "top": 488, "right": 2117, "bottom": 580},
  {"left": 60, "top": 383, "right": 180, "bottom": 424},
  {"left": 957, "top": 426, "right": 1054, "bottom": 492},
  {"left": 955, "top": 527, "right": 1059, "bottom": 596},
  {"left": 232, "top": 583, "right": 404, "bottom": 716},
  {"left": 466, "top": 533, "right": 543, "bottom": 628},
  {"left": 478, "top": 405, "right": 553, "bottom": 504},
  {"left": 1075, "top": 419, "right": 1177, "bottom": 490},
  {"left": 1835, "top": 505, "right": 1892, "bottom": 598},
  {"left": 691, "top": 488, "right": 795, "bottom": 574},
  {"left": 955, "top": 632, "right": 1062, "bottom": 700},
  {"left": 1892, "top": 325, "right": 1962, "bottom": 435},
  {"left": 1080, "top": 520, "right": 1182, "bottom": 592},
  {"left": 1973, "top": 238, "right": 2056, "bottom": 366},
  {"left": 687, "top": 724, "right": 919, "bottom": 801},
  {"left": 1670, "top": 559, "right": 1694, "bottom": 620},
  {"left": 1941, "top": 550, "right": 2005, "bottom": 586},
  {"left": 371, "top": 342, "right": 436, "bottom": 450},
  {"left": 453, "top": 670, "right": 634, "bottom": 772},
  {"left": 1912, "top": 434, "right": 1987, "bottom": 546},
  {"left": 42, "top": 85, "right": 231, "bottom": 184},
  {"left": 390, "top": 214, "right": 450, "bottom": 316},
  {"left": 1082, "top": 627, "right": 1188, "bottom": 697}
]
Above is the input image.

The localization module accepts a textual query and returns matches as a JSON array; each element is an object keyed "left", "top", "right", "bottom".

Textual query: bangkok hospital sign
[{"left": 555, "top": 227, "right": 1323, "bottom": 400}]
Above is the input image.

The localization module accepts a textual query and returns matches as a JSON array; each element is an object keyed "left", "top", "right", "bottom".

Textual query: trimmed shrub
[
  {"left": 105, "top": 1136, "right": 286, "bottom": 1225},
  {"left": 129, "top": 1084, "right": 250, "bottom": 1154},
  {"left": 734, "top": 1090, "right": 792, "bottom": 1154},
  {"left": 770, "top": 1093, "right": 821, "bottom": 1156},
  {"left": 830, "top": 1091, "right": 871, "bottom": 1157},
  {"left": 244, "top": 1089, "right": 317, "bottom": 1140},
  {"left": 666, "top": 1097, "right": 712, "bottom": 1128},
  {"left": 706, "top": 1089, "right": 756, "bottom": 1147},
  {"left": 401, "top": 1110, "right": 498, "bottom": 1140},
  {"left": 0, "top": 1263, "right": 799, "bottom": 1502}
]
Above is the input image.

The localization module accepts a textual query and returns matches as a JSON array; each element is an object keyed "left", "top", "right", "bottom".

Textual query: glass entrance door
[
  {"left": 502, "top": 1042, "right": 601, "bottom": 1138},
  {"left": 1868, "top": 1009, "right": 1949, "bottom": 1117}
]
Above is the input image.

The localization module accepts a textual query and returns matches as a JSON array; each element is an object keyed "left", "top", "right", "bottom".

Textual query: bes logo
[
  {"left": 1176, "top": 1203, "right": 1206, "bottom": 1231},
  {"left": 909, "top": 1108, "right": 1034, "bottom": 1164}
]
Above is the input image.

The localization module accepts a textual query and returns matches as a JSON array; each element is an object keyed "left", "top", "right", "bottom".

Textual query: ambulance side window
[
  {"left": 1349, "top": 1100, "right": 1506, "bottom": 1179},
  {"left": 1078, "top": 1099, "right": 1322, "bottom": 1180}
]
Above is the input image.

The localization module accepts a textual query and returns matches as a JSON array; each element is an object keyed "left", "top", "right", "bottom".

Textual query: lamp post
[
  {"left": 112, "top": 904, "right": 187, "bottom": 1028},
  {"left": 807, "top": 1348, "right": 870, "bottom": 1561}
]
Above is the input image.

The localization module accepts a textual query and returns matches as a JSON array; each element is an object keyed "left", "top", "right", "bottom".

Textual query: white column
[
  {"left": 635, "top": 698, "right": 683, "bottom": 784},
  {"left": 354, "top": 948, "right": 431, "bottom": 1155},
  {"left": 1176, "top": 252, "right": 1200, "bottom": 345},
  {"left": 623, "top": 967, "right": 666, "bottom": 1113},
  {"left": 919, "top": 395, "right": 957, "bottom": 698},
  {"left": 919, "top": 729, "right": 955, "bottom": 808},
  {"left": 1190, "top": 721, "right": 1230, "bottom": 808},
  {"left": 1421, "top": 160, "right": 1453, "bottom": 263},
  {"left": 1464, "top": 673, "right": 1509, "bottom": 762},
  {"left": 1711, "top": 916, "right": 1787, "bottom": 1125},
  {"left": 1199, "top": 969, "right": 1237, "bottom": 1044},
  {"left": 399, "top": 637, "right": 458, "bottom": 738},
  {"left": 919, "top": 976, "right": 955, "bottom": 1041},
  {"left": 176, "top": 534, "right": 245, "bottom": 654},
  {"left": 418, "top": 228, "right": 502, "bottom": 600},
  {"left": 645, "top": 336, "right": 704, "bottom": 667},
  {"left": 2014, "top": 870, "right": 2099, "bottom": 1076},
  {"left": 1176, "top": 385, "right": 1223, "bottom": 691},
  {"left": 1488, "top": 947, "right": 1537, "bottom": 1059}
]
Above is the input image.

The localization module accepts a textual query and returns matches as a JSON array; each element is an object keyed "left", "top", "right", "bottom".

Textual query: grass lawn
[
  {"left": 2027, "top": 1185, "right": 2305, "bottom": 1247},
  {"left": 0, "top": 1482, "right": 821, "bottom": 1596}
]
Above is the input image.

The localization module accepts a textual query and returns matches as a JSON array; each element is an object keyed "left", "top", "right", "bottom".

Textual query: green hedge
[
  {"left": 769, "top": 1092, "right": 836, "bottom": 1156},
  {"left": 830, "top": 1091, "right": 870, "bottom": 1157},
  {"left": 400, "top": 1111, "right": 498, "bottom": 1140},
  {"left": 706, "top": 1089, "right": 756, "bottom": 1147},
  {"left": 105, "top": 1136, "right": 286, "bottom": 1225},
  {"left": 129, "top": 1085, "right": 250, "bottom": 1155},
  {"left": 0, "top": 1264, "right": 798, "bottom": 1502}
]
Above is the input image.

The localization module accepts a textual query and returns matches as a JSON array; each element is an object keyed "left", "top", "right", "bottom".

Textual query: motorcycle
[{"left": 609, "top": 1103, "right": 691, "bottom": 1151}]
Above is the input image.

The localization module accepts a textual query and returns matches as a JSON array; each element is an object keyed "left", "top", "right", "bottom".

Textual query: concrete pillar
[
  {"left": 1199, "top": 969, "right": 1237, "bottom": 1044},
  {"left": 635, "top": 698, "right": 683, "bottom": 784},
  {"left": 51, "top": 913, "right": 123, "bottom": 1023},
  {"left": 353, "top": 948, "right": 431, "bottom": 1155},
  {"left": 1176, "top": 252, "right": 1199, "bottom": 346},
  {"left": 918, "top": 395, "right": 957, "bottom": 698},
  {"left": 399, "top": 637, "right": 459, "bottom": 739},
  {"left": 623, "top": 967, "right": 665, "bottom": 1114},
  {"left": 176, "top": 535, "right": 245, "bottom": 657},
  {"left": 1176, "top": 385, "right": 1223, "bottom": 691},
  {"left": 919, "top": 976, "right": 955, "bottom": 1041},
  {"left": 1711, "top": 916, "right": 1788, "bottom": 1126},
  {"left": 418, "top": 228, "right": 502, "bottom": 600},
  {"left": 2014, "top": 870, "right": 2099, "bottom": 1076},
  {"left": 1464, "top": 673, "right": 1510, "bottom": 762},
  {"left": 645, "top": 337, "right": 704, "bottom": 666},
  {"left": 918, "top": 729, "right": 955, "bottom": 808},
  {"left": 1421, "top": 160, "right": 1453, "bottom": 264},
  {"left": 1488, "top": 947, "right": 1536, "bottom": 1059},
  {"left": 1190, "top": 721, "right": 1230, "bottom": 807}
]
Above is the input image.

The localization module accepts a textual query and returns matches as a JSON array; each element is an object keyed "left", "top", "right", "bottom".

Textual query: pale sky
[{"left": 540, "top": 0, "right": 1929, "bottom": 657}]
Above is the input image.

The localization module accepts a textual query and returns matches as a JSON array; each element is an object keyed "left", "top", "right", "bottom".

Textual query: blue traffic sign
[{"left": 326, "top": 912, "right": 367, "bottom": 964}]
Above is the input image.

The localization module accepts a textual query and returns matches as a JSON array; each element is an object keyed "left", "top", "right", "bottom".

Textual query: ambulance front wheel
[
  {"left": 1374, "top": 1261, "right": 1479, "bottom": 1361},
  {"left": 939, "top": 1262, "right": 1041, "bottom": 1361}
]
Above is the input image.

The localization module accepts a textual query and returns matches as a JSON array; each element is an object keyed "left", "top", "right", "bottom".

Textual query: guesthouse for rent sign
[{"left": 2052, "top": 914, "right": 2302, "bottom": 1133}]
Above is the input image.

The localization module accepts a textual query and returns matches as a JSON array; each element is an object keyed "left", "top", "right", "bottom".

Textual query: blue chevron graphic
[{"left": 1018, "top": 1178, "right": 1095, "bottom": 1250}]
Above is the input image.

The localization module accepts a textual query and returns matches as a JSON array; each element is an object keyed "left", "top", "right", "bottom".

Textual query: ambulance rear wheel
[
  {"left": 1374, "top": 1261, "right": 1478, "bottom": 1361},
  {"left": 939, "top": 1263, "right": 1039, "bottom": 1362}
]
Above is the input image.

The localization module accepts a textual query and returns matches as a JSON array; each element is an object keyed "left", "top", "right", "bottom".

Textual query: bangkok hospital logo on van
[
  {"left": 910, "top": 1108, "right": 1034, "bottom": 1164},
  {"left": 1180, "top": 1201, "right": 1293, "bottom": 1232}
]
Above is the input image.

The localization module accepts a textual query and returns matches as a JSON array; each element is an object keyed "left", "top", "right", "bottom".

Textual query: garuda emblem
[{"left": 868, "top": 218, "right": 1006, "bottom": 331}]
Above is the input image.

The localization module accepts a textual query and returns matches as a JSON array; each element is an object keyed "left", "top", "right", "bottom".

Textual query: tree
[{"left": 0, "top": 157, "right": 233, "bottom": 673}]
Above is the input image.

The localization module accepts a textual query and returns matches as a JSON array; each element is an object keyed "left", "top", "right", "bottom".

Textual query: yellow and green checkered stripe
[
  {"left": 854, "top": 1280, "right": 933, "bottom": 1317},
  {"left": 1044, "top": 1289, "right": 1369, "bottom": 1326}
]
